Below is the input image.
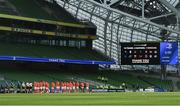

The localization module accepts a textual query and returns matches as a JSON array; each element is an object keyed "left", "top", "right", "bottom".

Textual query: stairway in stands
[{"left": 0, "top": 74, "right": 4, "bottom": 81}]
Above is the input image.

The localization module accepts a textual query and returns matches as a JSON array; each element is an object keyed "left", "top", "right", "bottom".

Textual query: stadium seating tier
[
  {"left": 8, "top": 0, "right": 79, "bottom": 23},
  {"left": 0, "top": 42, "right": 109, "bottom": 61}
]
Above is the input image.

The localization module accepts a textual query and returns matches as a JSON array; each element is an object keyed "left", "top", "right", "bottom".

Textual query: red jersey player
[
  {"left": 72, "top": 82, "right": 76, "bottom": 93},
  {"left": 66, "top": 82, "right": 70, "bottom": 93},
  {"left": 80, "top": 82, "right": 84, "bottom": 93},
  {"left": 33, "top": 82, "right": 37, "bottom": 93},
  {"left": 45, "top": 82, "right": 49, "bottom": 93},
  {"left": 51, "top": 81, "right": 55, "bottom": 93},
  {"left": 75, "top": 82, "right": 79, "bottom": 93},
  {"left": 56, "top": 81, "right": 60, "bottom": 93},
  {"left": 64, "top": 82, "right": 67, "bottom": 93},
  {"left": 36, "top": 82, "right": 40, "bottom": 93},
  {"left": 69, "top": 82, "right": 72, "bottom": 93},
  {"left": 39, "top": 81, "right": 43, "bottom": 93}
]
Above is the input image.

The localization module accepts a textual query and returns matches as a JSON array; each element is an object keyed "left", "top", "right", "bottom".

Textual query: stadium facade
[{"left": 55, "top": 0, "right": 180, "bottom": 74}]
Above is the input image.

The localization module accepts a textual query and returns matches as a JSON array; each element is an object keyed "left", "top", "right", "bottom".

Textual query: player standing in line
[
  {"left": 39, "top": 81, "right": 41, "bottom": 93},
  {"left": 69, "top": 82, "right": 73, "bottom": 93},
  {"left": 36, "top": 82, "right": 39, "bottom": 93},
  {"left": 61, "top": 82, "right": 64, "bottom": 93},
  {"left": 40, "top": 81, "right": 43, "bottom": 93},
  {"left": 22, "top": 82, "right": 26, "bottom": 93},
  {"left": 26, "top": 82, "right": 29, "bottom": 93},
  {"left": 69, "top": 82, "right": 72, "bottom": 93},
  {"left": 29, "top": 82, "right": 33, "bottom": 93},
  {"left": 43, "top": 81, "right": 46, "bottom": 93},
  {"left": 41, "top": 81, "right": 43, "bottom": 93},
  {"left": 56, "top": 80, "right": 60, "bottom": 93},
  {"left": 51, "top": 81, "right": 55, "bottom": 93},
  {"left": 33, "top": 82, "right": 36, "bottom": 93},
  {"left": 86, "top": 82, "right": 89, "bottom": 93},
  {"left": 60, "top": 81, "right": 62, "bottom": 93},
  {"left": 66, "top": 82, "right": 69, "bottom": 93},
  {"left": 38, "top": 82, "right": 41, "bottom": 93},
  {"left": 64, "top": 82, "right": 67, "bottom": 93},
  {"left": 63, "top": 82, "right": 66, "bottom": 93},
  {"left": 75, "top": 82, "right": 79, "bottom": 93},
  {"left": 80, "top": 82, "right": 84, "bottom": 93},
  {"left": 45, "top": 82, "right": 49, "bottom": 93},
  {"left": 72, "top": 82, "right": 76, "bottom": 93}
]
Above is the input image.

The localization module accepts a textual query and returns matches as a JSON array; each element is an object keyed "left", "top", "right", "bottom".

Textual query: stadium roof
[
  {"left": 93, "top": 0, "right": 180, "bottom": 25},
  {"left": 56, "top": 0, "right": 180, "bottom": 71}
]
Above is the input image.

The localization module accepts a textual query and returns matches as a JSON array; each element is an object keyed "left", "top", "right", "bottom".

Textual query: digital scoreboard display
[
  {"left": 121, "top": 43, "right": 160, "bottom": 65},
  {"left": 160, "top": 42, "right": 178, "bottom": 65},
  {"left": 121, "top": 42, "right": 178, "bottom": 65}
]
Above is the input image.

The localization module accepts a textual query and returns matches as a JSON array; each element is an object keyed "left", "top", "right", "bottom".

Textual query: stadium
[{"left": 0, "top": 0, "right": 180, "bottom": 105}]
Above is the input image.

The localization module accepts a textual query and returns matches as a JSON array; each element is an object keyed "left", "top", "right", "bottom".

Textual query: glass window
[
  {"left": 81, "top": 40, "right": 86, "bottom": 47},
  {"left": 75, "top": 41, "right": 81, "bottom": 48},
  {"left": 59, "top": 40, "right": 63, "bottom": 46},
  {"left": 69, "top": 40, "right": 75, "bottom": 47},
  {"left": 63, "top": 40, "right": 67, "bottom": 46},
  {"left": 59, "top": 40, "right": 67, "bottom": 46}
]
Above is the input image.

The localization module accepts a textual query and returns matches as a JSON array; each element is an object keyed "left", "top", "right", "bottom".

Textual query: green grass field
[{"left": 0, "top": 92, "right": 180, "bottom": 106}]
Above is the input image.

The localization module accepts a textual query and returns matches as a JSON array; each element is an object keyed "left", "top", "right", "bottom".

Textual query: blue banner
[{"left": 0, "top": 56, "right": 115, "bottom": 65}]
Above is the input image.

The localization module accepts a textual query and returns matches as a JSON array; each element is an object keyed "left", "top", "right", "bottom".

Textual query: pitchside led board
[{"left": 121, "top": 42, "right": 178, "bottom": 65}]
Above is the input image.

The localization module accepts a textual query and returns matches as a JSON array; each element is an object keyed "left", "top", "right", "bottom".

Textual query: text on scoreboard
[{"left": 121, "top": 42, "right": 178, "bottom": 65}]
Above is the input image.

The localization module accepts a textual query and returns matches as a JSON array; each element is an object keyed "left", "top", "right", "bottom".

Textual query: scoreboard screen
[
  {"left": 160, "top": 42, "right": 178, "bottom": 65},
  {"left": 121, "top": 43, "right": 160, "bottom": 65},
  {"left": 121, "top": 42, "right": 178, "bottom": 65}
]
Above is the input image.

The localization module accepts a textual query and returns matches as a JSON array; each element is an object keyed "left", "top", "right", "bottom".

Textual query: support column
[
  {"left": 109, "top": 23, "right": 113, "bottom": 59},
  {"left": 104, "top": 11, "right": 111, "bottom": 56},
  {"left": 142, "top": 0, "right": 145, "bottom": 19},
  {"left": 160, "top": 29, "right": 168, "bottom": 80},
  {"left": 161, "top": 65, "right": 167, "bottom": 80},
  {"left": 116, "top": 16, "right": 123, "bottom": 66},
  {"left": 75, "top": 1, "right": 82, "bottom": 18},
  {"left": 177, "top": 16, "right": 180, "bottom": 76}
]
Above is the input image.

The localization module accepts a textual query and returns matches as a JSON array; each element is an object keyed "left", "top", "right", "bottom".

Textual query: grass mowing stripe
[{"left": 0, "top": 93, "right": 180, "bottom": 105}]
